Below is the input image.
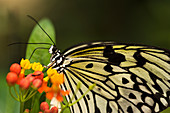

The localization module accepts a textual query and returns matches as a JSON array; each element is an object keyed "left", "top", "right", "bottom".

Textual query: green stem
[
  {"left": 23, "top": 89, "right": 30, "bottom": 99},
  {"left": 13, "top": 85, "right": 19, "bottom": 98},
  {"left": 20, "top": 101, "right": 24, "bottom": 113},
  {"left": 68, "top": 88, "right": 89, "bottom": 107},
  {"left": 68, "top": 83, "right": 96, "bottom": 107},
  {"left": 61, "top": 83, "right": 96, "bottom": 112},
  {"left": 19, "top": 88, "right": 23, "bottom": 102},
  {"left": 24, "top": 91, "right": 37, "bottom": 102},
  {"left": 9, "top": 87, "right": 19, "bottom": 101},
  {"left": 68, "top": 83, "right": 81, "bottom": 104}
]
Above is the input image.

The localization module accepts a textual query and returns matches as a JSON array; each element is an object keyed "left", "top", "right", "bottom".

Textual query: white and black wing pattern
[{"left": 61, "top": 41, "right": 170, "bottom": 113}]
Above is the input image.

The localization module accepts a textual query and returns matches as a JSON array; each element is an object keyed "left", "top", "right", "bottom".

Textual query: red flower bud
[
  {"left": 50, "top": 106, "right": 58, "bottom": 113},
  {"left": 6, "top": 72, "right": 18, "bottom": 86},
  {"left": 40, "top": 102, "right": 49, "bottom": 111},
  {"left": 10, "top": 63, "right": 21, "bottom": 75},
  {"left": 33, "top": 71, "right": 44, "bottom": 80},
  {"left": 16, "top": 73, "right": 25, "bottom": 85},
  {"left": 19, "top": 78, "right": 30, "bottom": 90},
  {"left": 38, "top": 112, "right": 43, "bottom": 113},
  {"left": 44, "top": 109, "right": 51, "bottom": 113},
  {"left": 26, "top": 74, "right": 35, "bottom": 83},
  {"left": 32, "top": 79, "right": 42, "bottom": 89},
  {"left": 24, "top": 109, "right": 29, "bottom": 113}
]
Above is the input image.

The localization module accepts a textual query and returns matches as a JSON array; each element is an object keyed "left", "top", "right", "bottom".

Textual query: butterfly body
[{"left": 48, "top": 41, "right": 170, "bottom": 113}]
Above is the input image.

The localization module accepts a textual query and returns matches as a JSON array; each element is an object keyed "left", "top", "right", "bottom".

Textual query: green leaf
[{"left": 25, "top": 18, "right": 56, "bottom": 66}]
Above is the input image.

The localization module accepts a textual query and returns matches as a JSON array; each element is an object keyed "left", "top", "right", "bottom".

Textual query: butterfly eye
[{"left": 53, "top": 46, "right": 59, "bottom": 53}]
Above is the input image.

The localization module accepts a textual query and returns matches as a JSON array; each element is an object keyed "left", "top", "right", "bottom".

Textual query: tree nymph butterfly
[
  {"left": 29, "top": 16, "right": 170, "bottom": 113},
  {"left": 48, "top": 41, "right": 170, "bottom": 113}
]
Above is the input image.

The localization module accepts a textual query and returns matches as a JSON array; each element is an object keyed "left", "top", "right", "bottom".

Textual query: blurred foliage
[{"left": 0, "top": 75, "right": 20, "bottom": 113}]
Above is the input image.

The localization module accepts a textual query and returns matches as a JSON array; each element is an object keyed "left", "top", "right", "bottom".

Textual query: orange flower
[
  {"left": 44, "top": 67, "right": 58, "bottom": 82},
  {"left": 44, "top": 67, "right": 64, "bottom": 84},
  {"left": 58, "top": 90, "right": 70, "bottom": 100},
  {"left": 37, "top": 67, "right": 69, "bottom": 101},
  {"left": 38, "top": 80, "right": 50, "bottom": 93},
  {"left": 50, "top": 73, "right": 64, "bottom": 85},
  {"left": 45, "top": 84, "right": 69, "bottom": 101}
]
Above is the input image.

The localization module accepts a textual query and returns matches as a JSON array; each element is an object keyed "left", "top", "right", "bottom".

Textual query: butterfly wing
[{"left": 62, "top": 41, "right": 170, "bottom": 113}]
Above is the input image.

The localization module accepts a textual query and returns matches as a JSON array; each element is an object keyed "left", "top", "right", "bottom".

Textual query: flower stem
[
  {"left": 13, "top": 85, "right": 19, "bottom": 98},
  {"left": 9, "top": 87, "right": 19, "bottom": 101},
  {"left": 24, "top": 90, "right": 37, "bottom": 102},
  {"left": 68, "top": 82, "right": 81, "bottom": 104},
  {"left": 68, "top": 83, "right": 96, "bottom": 107},
  {"left": 20, "top": 101, "right": 24, "bottom": 113},
  {"left": 61, "top": 83, "right": 96, "bottom": 112},
  {"left": 19, "top": 88, "right": 23, "bottom": 102},
  {"left": 68, "top": 88, "right": 89, "bottom": 107},
  {"left": 23, "top": 89, "right": 30, "bottom": 99}
]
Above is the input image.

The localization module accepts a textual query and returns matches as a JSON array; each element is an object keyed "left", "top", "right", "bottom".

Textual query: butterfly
[
  {"left": 26, "top": 16, "right": 170, "bottom": 113},
  {"left": 47, "top": 41, "right": 170, "bottom": 113}
]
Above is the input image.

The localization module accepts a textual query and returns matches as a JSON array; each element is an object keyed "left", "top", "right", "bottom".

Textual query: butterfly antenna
[
  {"left": 8, "top": 42, "right": 52, "bottom": 46},
  {"left": 27, "top": 15, "right": 56, "bottom": 46},
  {"left": 29, "top": 47, "right": 49, "bottom": 60}
]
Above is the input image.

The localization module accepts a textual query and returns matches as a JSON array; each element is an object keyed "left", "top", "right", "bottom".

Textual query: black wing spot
[
  {"left": 122, "top": 77, "right": 129, "bottom": 84},
  {"left": 86, "top": 94, "right": 90, "bottom": 100},
  {"left": 133, "top": 51, "right": 146, "bottom": 66},
  {"left": 85, "top": 63, "right": 93, "bottom": 68},
  {"left": 98, "top": 88, "right": 101, "bottom": 91},
  {"left": 127, "top": 106, "right": 133, "bottom": 113},
  {"left": 103, "top": 45, "right": 125, "bottom": 65},
  {"left": 129, "top": 93, "right": 137, "bottom": 99},
  {"left": 168, "top": 80, "right": 170, "bottom": 83},
  {"left": 95, "top": 106, "right": 101, "bottom": 113},
  {"left": 107, "top": 102, "right": 112, "bottom": 113},
  {"left": 104, "top": 64, "right": 113, "bottom": 73}
]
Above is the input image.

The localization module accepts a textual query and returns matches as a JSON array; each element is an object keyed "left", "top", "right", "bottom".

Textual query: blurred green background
[{"left": 0, "top": 0, "right": 170, "bottom": 113}]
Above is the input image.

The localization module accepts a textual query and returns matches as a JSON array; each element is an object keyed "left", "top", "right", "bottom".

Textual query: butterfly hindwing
[{"left": 61, "top": 42, "right": 170, "bottom": 113}]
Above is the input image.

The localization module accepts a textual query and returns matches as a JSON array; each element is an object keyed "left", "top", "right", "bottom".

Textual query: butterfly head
[
  {"left": 47, "top": 45, "right": 67, "bottom": 72},
  {"left": 49, "top": 45, "right": 60, "bottom": 54}
]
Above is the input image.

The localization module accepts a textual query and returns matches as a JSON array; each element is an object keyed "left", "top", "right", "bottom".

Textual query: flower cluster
[
  {"left": 6, "top": 59, "right": 44, "bottom": 90},
  {"left": 38, "top": 67, "right": 69, "bottom": 102},
  {"left": 6, "top": 58, "right": 96, "bottom": 113},
  {"left": 6, "top": 58, "right": 70, "bottom": 113}
]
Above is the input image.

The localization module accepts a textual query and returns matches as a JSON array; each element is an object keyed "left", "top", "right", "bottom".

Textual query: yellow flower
[
  {"left": 44, "top": 67, "right": 64, "bottom": 84},
  {"left": 43, "top": 76, "right": 49, "bottom": 82},
  {"left": 20, "top": 69, "right": 25, "bottom": 74},
  {"left": 47, "top": 67, "right": 57, "bottom": 77},
  {"left": 32, "top": 62, "right": 44, "bottom": 71},
  {"left": 20, "top": 58, "right": 32, "bottom": 70},
  {"left": 44, "top": 67, "right": 57, "bottom": 82}
]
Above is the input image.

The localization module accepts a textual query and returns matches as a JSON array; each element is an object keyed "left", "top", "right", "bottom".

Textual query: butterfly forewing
[{"left": 60, "top": 42, "right": 170, "bottom": 113}]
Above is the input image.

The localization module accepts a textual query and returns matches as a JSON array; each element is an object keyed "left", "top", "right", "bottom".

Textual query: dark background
[{"left": 1, "top": 0, "right": 170, "bottom": 71}]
